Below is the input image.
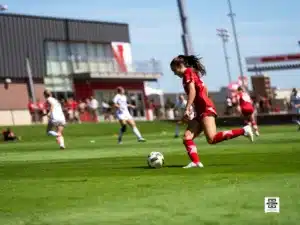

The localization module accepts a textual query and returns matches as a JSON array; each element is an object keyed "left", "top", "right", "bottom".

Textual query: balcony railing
[{"left": 70, "top": 58, "right": 162, "bottom": 80}]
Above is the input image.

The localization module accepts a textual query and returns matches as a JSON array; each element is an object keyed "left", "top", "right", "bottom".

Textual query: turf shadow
[{"left": 132, "top": 165, "right": 183, "bottom": 169}]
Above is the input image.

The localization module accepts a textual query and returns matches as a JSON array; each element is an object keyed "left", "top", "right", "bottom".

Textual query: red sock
[
  {"left": 251, "top": 121, "right": 258, "bottom": 131},
  {"left": 183, "top": 140, "right": 200, "bottom": 163},
  {"left": 211, "top": 128, "right": 244, "bottom": 144}
]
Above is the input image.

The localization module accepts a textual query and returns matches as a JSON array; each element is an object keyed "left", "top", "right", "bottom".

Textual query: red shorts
[
  {"left": 241, "top": 106, "right": 254, "bottom": 117},
  {"left": 194, "top": 106, "right": 217, "bottom": 122}
]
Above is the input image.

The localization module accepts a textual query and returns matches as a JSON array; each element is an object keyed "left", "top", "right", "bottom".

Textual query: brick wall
[{"left": 0, "top": 82, "right": 45, "bottom": 110}]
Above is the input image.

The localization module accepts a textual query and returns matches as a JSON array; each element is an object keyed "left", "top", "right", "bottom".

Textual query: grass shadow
[{"left": 132, "top": 165, "right": 183, "bottom": 169}]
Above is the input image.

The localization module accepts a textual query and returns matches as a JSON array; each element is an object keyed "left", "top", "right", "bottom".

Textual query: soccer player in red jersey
[
  {"left": 170, "top": 55, "right": 254, "bottom": 168},
  {"left": 236, "top": 86, "right": 259, "bottom": 136}
]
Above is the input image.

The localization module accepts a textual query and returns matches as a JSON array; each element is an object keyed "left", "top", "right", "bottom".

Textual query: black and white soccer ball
[{"left": 147, "top": 152, "right": 164, "bottom": 168}]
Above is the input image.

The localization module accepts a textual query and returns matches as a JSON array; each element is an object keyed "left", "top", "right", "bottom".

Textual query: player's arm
[
  {"left": 235, "top": 96, "right": 242, "bottom": 114},
  {"left": 113, "top": 96, "right": 120, "bottom": 109},
  {"left": 127, "top": 104, "right": 136, "bottom": 109},
  {"left": 45, "top": 100, "right": 54, "bottom": 117},
  {"left": 185, "top": 82, "right": 196, "bottom": 116}
]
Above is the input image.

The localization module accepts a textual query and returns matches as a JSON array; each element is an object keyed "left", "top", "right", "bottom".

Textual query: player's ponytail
[
  {"left": 183, "top": 55, "right": 206, "bottom": 76},
  {"left": 170, "top": 54, "right": 206, "bottom": 76}
]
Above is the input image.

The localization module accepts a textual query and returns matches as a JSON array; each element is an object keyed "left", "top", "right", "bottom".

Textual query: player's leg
[
  {"left": 56, "top": 125, "right": 65, "bottom": 149},
  {"left": 182, "top": 119, "right": 204, "bottom": 168},
  {"left": 293, "top": 110, "right": 300, "bottom": 131},
  {"left": 46, "top": 121, "right": 58, "bottom": 137},
  {"left": 202, "top": 115, "right": 253, "bottom": 144},
  {"left": 249, "top": 113, "right": 259, "bottom": 136},
  {"left": 117, "top": 120, "right": 127, "bottom": 144},
  {"left": 127, "top": 119, "right": 145, "bottom": 142},
  {"left": 174, "top": 120, "right": 181, "bottom": 138}
]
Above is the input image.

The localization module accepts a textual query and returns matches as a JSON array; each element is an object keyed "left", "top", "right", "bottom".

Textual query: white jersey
[
  {"left": 47, "top": 97, "right": 65, "bottom": 122},
  {"left": 113, "top": 94, "right": 132, "bottom": 120}
]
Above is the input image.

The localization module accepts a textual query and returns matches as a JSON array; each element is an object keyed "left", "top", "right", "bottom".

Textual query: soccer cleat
[
  {"left": 243, "top": 125, "right": 254, "bottom": 142},
  {"left": 254, "top": 130, "right": 260, "bottom": 137},
  {"left": 174, "top": 134, "right": 179, "bottom": 138},
  {"left": 118, "top": 141, "right": 123, "bottom": 145},
  {"left": 183, "top": 162, "right": 204, "bottom": 169},
  {"left": 138, "top": 138, "right": 146, "bottom": 142},
  {"left": 60, "top": 146, "right": 65, "bottom": 150}
]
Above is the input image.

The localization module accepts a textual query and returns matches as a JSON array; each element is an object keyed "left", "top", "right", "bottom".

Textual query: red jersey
[
  {"left": 182, "top": 68, "right": 216, "bottom": 118},
  {"left": 237, "top": 92, "right": 253, "bottom": 109},
  {"left": 27, "top": 102, "right": 36, "bottom": 113},
  {"left": 37, "top": 101, "right": 45, "bottom": 110},
  {"left": 71, "top": 101, "right": 78, "bottom": 110}
]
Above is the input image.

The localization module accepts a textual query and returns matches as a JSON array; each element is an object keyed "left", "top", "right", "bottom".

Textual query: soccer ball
[{"left": 147, "top": 152, "right": 164, "bottom": 168}]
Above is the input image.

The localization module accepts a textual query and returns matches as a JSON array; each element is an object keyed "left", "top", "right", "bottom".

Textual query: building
[{"left": 0, "top": 13, "right": 161, "bottom": 125}]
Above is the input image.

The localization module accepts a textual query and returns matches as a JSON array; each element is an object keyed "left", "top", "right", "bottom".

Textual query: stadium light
[{"left": 217, "top": 28, "right": 232, "bottom": 84}]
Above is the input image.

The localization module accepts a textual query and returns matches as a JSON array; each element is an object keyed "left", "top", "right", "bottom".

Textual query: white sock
[
  {"left": 296, "top": 120, "right": 300, "bottom": 126},
  {"left": 175, "top": 124, "right": 180, "bottom": 136},
  {"left": 59, "top": 136, "right": 65, "bottom": 147},
  {"left": 48, "top": 131, "right": 58, "bottom": 137},
  {"left": 133, "top": 127, "right": 142, "bottom": 139}
]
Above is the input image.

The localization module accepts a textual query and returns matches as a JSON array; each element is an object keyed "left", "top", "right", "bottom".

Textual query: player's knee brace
[{"left": 121, "top": 125, "right": 127, "bottom": 133}]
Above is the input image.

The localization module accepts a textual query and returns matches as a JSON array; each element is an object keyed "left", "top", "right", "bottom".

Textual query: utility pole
[
  {"left": 227, "top": 0, "right": 246, "bottom": 87},
  {"left": 217, "top": 28, "right": 232, "bottom": 84},
  {"left": 177, "top": 0, "right": 194, "bottom": 55}
]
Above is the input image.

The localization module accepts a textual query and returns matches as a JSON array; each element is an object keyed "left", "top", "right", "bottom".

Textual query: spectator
[
  {"left": 28, "top": 98, "right": 37, "bottom": 123},
  {"left": 102, "top": 100, "right": 112, "bottom": 122},
  {"left": 36, "top": 98, "right": 45, "bottom": 123},
  {"left": 89, "top": 96, "right": 99, "bottom": 122},
  {"left": 66, "top": 97, "right": 79, "bottom": 123},
  {"left": 78, "top": 99, "right": 86, "bottom": 113},
  {"left": 60, "top": 99, "right": 68, "bottom": 119},
  {"left": 2, "top": 128, "right": 19, "bottom": 141},
  {"left": 225, "top": 96, "right": 233, "bottom": 115}
]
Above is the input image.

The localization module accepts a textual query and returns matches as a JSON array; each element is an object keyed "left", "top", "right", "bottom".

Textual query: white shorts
[
  {"left": 49, "top": 117, "right": 66, "bottom": 127},
  {"left": 116, "top": 111, "right": 133, "bottom": 121}
]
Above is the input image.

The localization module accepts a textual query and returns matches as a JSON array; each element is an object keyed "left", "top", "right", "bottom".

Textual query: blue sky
[{"left": 3, "top": 0, "right": 300, "bottom": 92}]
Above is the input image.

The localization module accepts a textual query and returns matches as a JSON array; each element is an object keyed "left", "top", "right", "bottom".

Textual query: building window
[{"left": 45, "top": 41, "right": 115, "bottom": 96}]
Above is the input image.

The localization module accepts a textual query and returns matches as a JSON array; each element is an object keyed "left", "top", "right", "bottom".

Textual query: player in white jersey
[
  {"left": 44, "top": 90, "right": 66, "bottom": 149},
  {"left": 290, "top": 88, "right": 300, "bottom": 130},
  {"left": 113, "top": 86, "right": 146, "bottom": 144},
  {"left": 174, "top": 94, "right": 194, "bottom": 138}
]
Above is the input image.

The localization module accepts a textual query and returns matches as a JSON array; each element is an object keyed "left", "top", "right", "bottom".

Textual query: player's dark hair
[
  {"left": 170, "top": 55, "right": 206, "bottom": 76},
  {"left": 117, "top": 86, "right": 124, "bottom": 94},
  {"left": 237, "top": 86, "right": 243, "bottom": 91},
  {"left": 43, "top": 89, "right": 51, "bottom": 98}
]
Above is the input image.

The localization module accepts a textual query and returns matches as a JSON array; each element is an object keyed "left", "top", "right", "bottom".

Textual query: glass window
[
  {"left": 45, "top": 41, "right": 73, "bottom": 93},
  {"left": 87, "top": 43, "right": 98, "bottom": 72},
  {"left": 96, "top": 44, "right": 107, "bottom": 72},
  {"left": 47, "top": 42, "right": 58, "bottom": 61},
  {"left": 57, "top": 42, "right": 70, "bottom": 75},
  {"left": 70, "top": 43, "right": 89, "bottom": 73},
  {"left": 103, "top": 44, "right": 116, "bottom": 72}
]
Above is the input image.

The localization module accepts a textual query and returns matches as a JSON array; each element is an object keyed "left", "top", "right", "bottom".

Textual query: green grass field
[{"left": 0, "top": 122, "right": 300, "bottom": 225}]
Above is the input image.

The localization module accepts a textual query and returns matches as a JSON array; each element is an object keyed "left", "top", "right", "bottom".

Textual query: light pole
[
  {"left": 177, "top": 0, "right": 194, "bottom": 55},
  {"left": 217, "top": 28, "right": 232, "bottom": 84},
  {"left": 227, "top": 0, "right": 246, "bottom": 87}
]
